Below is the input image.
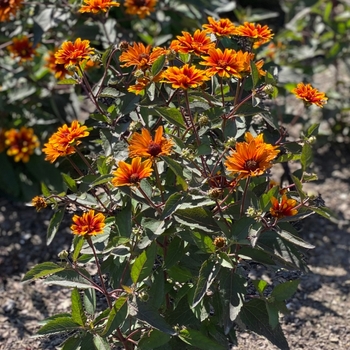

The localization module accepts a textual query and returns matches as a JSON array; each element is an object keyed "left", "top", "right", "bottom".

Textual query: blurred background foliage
[{"left": 0, "top": 0, "right": 349, "bottom": 201}]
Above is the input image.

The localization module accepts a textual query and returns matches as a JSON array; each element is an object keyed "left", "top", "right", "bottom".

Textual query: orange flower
[
  {"left": 45, "top": 50, "right": 70, "bottom": 80},
  {"left": 5, "top": 127, "right": 40, "bottom": 163},
  {"left": 55, "top": 38, "right": 94, "bottom": 68},
  {"left": 7, "top": 36, "right": 38, "bottom": 63},
  {"left": 224, "top": 132, "right": 279, "bottom": 179},
  {"left": 42, "top": 120, "right": 89, "bottom": 163},
  {"left": 202, "top": 17, "right": 236, "bottom": 37},
  {"left": 111, "top": 157, "right": 153, "bottom": 186},
  {"left": 270, "top": 194, "right": 298, "bottom": 218},
  {"left": 200, "top": 48, "right": 249, "bottom": 78},
  {"left": 124, "top": 0, "right": 157, "bottom": 19},
  {"left": 161, "top": 64, "right": 209, "bottom": 90},
  {"left": 32, "top": 196, "right": 47, "bottom": 212},
  {"left": 235, "top": 22, "right": 274, "bottom": 48},
  {"left": 0, "top": 0, "right": 23, "bottom": 22},
  {"left": 119, "top": 42, "right": 166, "bottom": 71},
  {"left": 291, "top": 83, "right": 328, "bottom": 108},
  {"left": 128, "top": 126, "right": 174, "bottom": 159},
  {"left": 169, "top": 29, "right": 215, "bottom": 56},
  {"left": 71, "top": 210, "right": 106, "bottom": 237},
  {"left": 128, "top": 77, "right": 150, "bottom": 95},
  {"left": 79, "top": 0, "right": 120, "bottom": 13}
]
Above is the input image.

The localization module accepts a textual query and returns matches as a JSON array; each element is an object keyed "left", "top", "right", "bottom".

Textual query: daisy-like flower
[
  {"left": 124, "top": 0, "right": 157, "bottom": 19},
  {"left": 224, "top": 132, "right": 279, "bottom": 179},
  {"left": 128, "top": 126, "right": 174, "bottom": 159},
  {"left": 71, "top": 210, "right": 106, "bottom": 237},
  {"left": 202, "top": 17, "right": 236, "bottom": 37},
  {"left": 291, "top": 82, "right": 328, "bottom": 108},
  {"left": 42, "top": 120, "right": 89, "bottom": 163},
  {"left": 200, "top": 48, "right": 247, "bottom": 79},
  {"left": 169, "top": 29, "right": 215, "bottom": 56},
  {"left": 32, "top": 196, "right": 47, "bottom": 212},
  {"left": 270, "top": 194, "right": 298, "bottom": 218},
  {"left": 45, "top": 50, "right": 70, "bottom": 80},
  {"left": 235, "top": 22, "right": 274, "bottom": 48},
  {"left": 111, "top": 157, "right": 153, "bottom": 186},
  {"left": 0, "top": 0, "right": 23, "bottom": 22},
  {"left": 5, "top": 127, "right": 40, "bottom": 163},
  {"left": 128, "top": 77, "right": 150, "bottom": 95},
  {"left": 55, "top": 38, "right": 94, "bottom": 68},
  {"left": 7, "top": 36, "right": 38, "bottom": 63},
  {"left": 119, "top": 42, "right": 167, "bottom": 71},
  {"left": 79, "top": 0, "right": 120, "bottom": 13},
  {"left": 161, "top": 64, "right": 209, "bottom": 90}
]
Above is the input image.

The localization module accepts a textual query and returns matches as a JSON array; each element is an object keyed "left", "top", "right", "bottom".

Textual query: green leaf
[
  {"left": 154, "top": 107, "right": 186, "bottom": 129},
  {"left": 305, "top": 123, "right": 319, "bottom": 137},
  {"left": 102, "top": 296, "right": 128, "bottom": 336},
  {"left": 84, "top": 288, "right": 96, "bottom": 316},
  {"left": 230, "top": 217, "right": 256, "bottom": 241},
  {"left": 72, "top": 235, "right": 85, "bottom": 263},
  {"left": 62, "top": 173, "right": 77, "bottom": 192},
  {"left": 151, "top": 55, "right": 166, "bottom": 77},
  {"left": 58, "top": 78, "right": 78, "bottom": 85},
  {"left": 71, "top": 288, "right": 87, "bottom": 326},
  {"left": 89, "top": 174, "right": 114, "bottom": 188},
  {"left": 36, "top": 317, "right": 81, "bottom": 336},
  {"left": 174, "top": 207, "right": 219, "bottom": 232},
  {"left": 22, "top": 262, "right": 65, "bottom": 282},
  {"left": 309, "top": 206, "right": 337, "bottom": 220},
  {"left": 266, "top": 301, "right": 280, "bottom": 329},
  {"left": 178, "top": 328, "right": 226, "bottom": 350},
  {"left": 161, "top": 192, "right": 185, "bottom": 220},
  {"left": 99, "top": 87, "right": 123, "bottom": 99},
  {"left": 291, "top": 175, "right": 306, "bottom": 201},
  {"left": 250, "top": 61, "right": 260, "bottom": 89},
  {"left": 138, "top": 329, "right": 171, "bottom": 350},
  {"left": 93, "top": 334, "right": 111, "bottom": 350},
  {"left": 164, "top": 236, "right": 185, "bottom": 269},
  {"left": 41, "top": 182, "right": 51, "bottom": 197},
  {"left": 252, "top": 280, "right": 268, "bottom": 296},
  {"left": 301, "top": 142, "right": 313, "bottom": 172},
  {"left": 115, "top": 200, "right": 132, "bottom": 237},
  {"left": 44, "top": 269, "right": 93, "bottom": 289},
  {"left": 101, "top": 45, "right": 113, "bottom": 68},
  {"left": 275, "top": 228, "right": 315, "bottom": 249},
  {"left": 61, "top": 334, "right": 82, "bottom": 350},
  {"left": 240, "top": 299, "right": 289, "bottom": 349},
  {"left": 191, "top": 231, "right": 216, "bottom": 253},
  {"left": 131, "top": 242, "right": 156, "bottom": 284},
  {"left": 162, "top": 156, "right": 188, "bottom": 190},
  {"left": 47, "top": 206, "right": 66, "bottom": 245},
  {"left": 80, "top": 333, "right": 95, "bottom": 350},
  {"left": 271, "top": 280, "right": 300, "bottom": 302},
  {"left": 192, "top": 259, "right": 221, "bottom": 308},
  {"left": 128, "top": 298, "right": 176, "bottom": 335}
]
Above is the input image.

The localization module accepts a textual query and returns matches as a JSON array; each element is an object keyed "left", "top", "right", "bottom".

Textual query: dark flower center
[
  {"left": 148, "top": 141, "right": 161, "bottom": 156},
  {"left": 130, "top": 173, "right": 140, "bottom": 183},
  {"left": 134, "top": 0, "right": 146, "bottom": 6},
  {"left": 245, "top": 159, "right": 258, "bottom": 171},
  {"left": 0, "top": 0, "right": 10, "bottom": 9}
]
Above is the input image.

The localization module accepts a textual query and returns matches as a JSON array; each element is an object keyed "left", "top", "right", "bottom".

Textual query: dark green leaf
[
  {"left": 162, "top": 156, "right": 188, "bottom": 190},
  {"left": 301, "top": 143, "right": 313, "bottom": 172},
  {"left": 250, "top": 61, "right": 260, "bottom": 89},
  {"left": 93, "top": 334, "right": 111, "bottom": 350},
  {"left": 191, "top": 231, "right": 216, "bottom": 253},
  {"left": 178, "top": 328, "right": 226, "bottom": 350},
  {"left": 100, "top": 87, "right": 123, "bottom": 99},
  {"left": 101, "top": 45, "right": 113, "bottom": 68},
  {"left": 84, "top": 288, "right": 96, "bottom": 315},
  {"left": 252, "top": 280, "right": 268, "bottom": 296},
  {"left": 115, "top": 200, "right": 132, "bottom": 237},
  {"left": 161, "top": 192, "right": 185, "bottom": 220},
  {"left": 61, "top": 334, "right": 82, "bottom": 350},
  {"left": 174, "top": 207, "right": 219, "bottom": 232},
  {"left": 164, "top": 237, "right": 185, "bottom": 269},
  {"left": 240, "top": 299, "right": 289, "bottom": 349},
  {"left": 58, "top": 78, "right": 78, "bottom": 85},
  {"left": 154, "top": 107, "right": 186, "bottom": 129},
  {"left": 44, "top": 269, "right": 93, "bottom": 289},
  {"left": 131, "top": 242, "right": 156, "bottom": 284},
  {"left": 62, "top": 173, "right": 77, "bottom": 192},
  {"left": 271, "top": 280, "right": 300, "bottom": 301},
  {"left": 305, "top": 123, "right": 319, "bottom": 137},
  {"left": 22, "top": 262, "right": 65, "bottom": 282},
  {"left": 275, "top": 229, "right": 315, "bottom": 249},
  {"left": 36, "top": 317, "right": 81, "bottom": 336},
  {"left": 47, "top": 207, "right": 66, "bottom": 245},
  {"left": 151, "top": 55, "right": 166, "bottom": 77},
  {"left": 266, "top": 301, "right": 280, "bottom": 329},
  {"left": 291, "top": 175, "right": 306, "bottom": 201},
  {"left": 138, "top": 329, "right": 171, "bottom": 350},
  {"left": 102, "top": 297, "right": 128, "bottom": 336},
  {"left": 71, "top": 288, "right": 87, "bottom": 326}
]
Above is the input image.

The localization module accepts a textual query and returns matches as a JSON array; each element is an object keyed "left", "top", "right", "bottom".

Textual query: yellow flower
[
  {"left": 128, "top": 126, "right": 174, "bottom": 159},
  {"left": 5, "top": 127, "right": 40, "bottom": 163},
  {"left": 32, "top": 196, "right": 47, "bottom": 212},
  {"left": 119, "top": 42, "right": 167, "bottom": 71},
  {"left": 124, "top": 0, "right": 157, "bottom": 19},
  {"left": 7, "top": 36, "right": 38, "bottom": 63},
  {"left": 111, "top": 157, "right": 153, "bottom": 186},
  {"left": 291, "top": 83, "right": 328, "bottom": 108},
  {"left": 55, "top": 38, "right": 94, "bottom": 68},
  {"left": 0, "top": 0, "right": 23, "bottom": 22},
  {"left": 169, "top": 29, "right": 215, "bottom": 56},
  {"left": 235, "top": 22, "right": 274, "bottom": 48},
  {"left": 270, "top": 194, "right": 298, "bottom": 218},
  {"left": 42, "top": 120, "right": 89, "bottom": 163},
  {"left": 224, "top": 132, "right": 279, "bottom": 179},
  {"left": 79, "top": 0, "right": 120, "bottom": 13},
  {"left": 202, "top": 17, "right": 236, "bottom": 37},
  {"left": 71, "top": 210, "right": 106, "bottom": 237},
  {"left": 161, "top": 64, "right": 209, "bottom": 90}
]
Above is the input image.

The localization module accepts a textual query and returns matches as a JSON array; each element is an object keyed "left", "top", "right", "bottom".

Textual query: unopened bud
[
  {"left": 198, "top": 115, "right": 209, "bottom": 127},
  {"left": 208, "top": 188, "right": 223, "bottom": 200},
  {"left": 213, "top": 236, "right": 227, "bottom": 249},
  {"left": 58, "top": 250, "right": 69, "bottom": 259}
]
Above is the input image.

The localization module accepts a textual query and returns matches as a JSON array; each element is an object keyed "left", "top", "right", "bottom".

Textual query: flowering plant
[{"left": 1, "top": 0, "right": 334, "bottom": 349}]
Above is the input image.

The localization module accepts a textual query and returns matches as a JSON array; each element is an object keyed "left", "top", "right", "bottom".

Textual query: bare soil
[{"left": 1, "top": 142, "right": 350, "bottom": 350}]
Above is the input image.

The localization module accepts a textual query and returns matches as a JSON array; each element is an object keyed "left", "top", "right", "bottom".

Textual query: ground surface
[{"left": 1, "top": 142, "right": 350, "bottom": 350}]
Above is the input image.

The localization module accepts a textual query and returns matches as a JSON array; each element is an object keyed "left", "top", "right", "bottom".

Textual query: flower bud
[{"left": 198, "top": 115, "right": 210, "bottom": 127}]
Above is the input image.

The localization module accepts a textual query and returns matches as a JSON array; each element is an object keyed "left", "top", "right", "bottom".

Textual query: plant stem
[{"left": 240, "top": 177, "right": 251, "bottom": 218}]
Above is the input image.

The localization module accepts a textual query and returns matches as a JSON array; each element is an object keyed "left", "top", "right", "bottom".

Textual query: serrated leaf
[
  {"left": 71, "top": 288, "right": 87, "bottom": 327},
  {"left": 174, "top": 207, "right": 219, "bottom": 232},
  {"left": 131, "top": 242, "right": 156, "bottom": 284},
  {"left": 61, "top": 334, "right": 82, "bottom": 350},
  {"left": 192, "top": 259, "right": 221, "bottom": 308},
  {"left": 240, "top": 299, "right": 289, "bottom": 349},
  {"left": 301, "top": 143, "right": 313, "bottom": 172},
  {"left": 102, "top": 297, "right": 128, "bottom": 336},
  {"left": 36, "top": 317, "right": 81, "bottom": 336},
  {"left": 191, "top": 231, "right": 216, "bottom": 253},
  {"left": 154, "top": 107, "right": 186, "bottom": 129},
  {"left": 84, "top": 288, "right": 96, "bottom": 316},
  {"left": 22, "top": 262, "right": 65, "bottom": 282},
  {"left": 58, "top": 78, "right": 78, "bottom": 85},
  {"left": 138, "top": 329, "right": 171, "bottom": 350},
  {"left": 178, "top": 328, "right": 226, "bottom": 350},
  {"left": 160, "top": 192, "right": 185, "bottom": 220},
  {"left": 271, "top": 280, "right": 300, "bottom": 301},
  {"left": 115, "top": 199, "right": 132, "bottom": 237},
  {"left": 44, "top": 269, "right": 93, "bottom": 289},
  {"left": 164, "top": 236, "right": 184, "bottom": 269},
  {"left": 275, "top": 229, "right": 315, "bottom": 249},
  {"left": 47, "top": 206, "right": 66, "bottom": 245},
  {"left": 128, "top": 299, "right": 176, "bottom": 335},
  {"left": 99, "top": 87, "right": 123, "bottom": 99},
  {"left": 162, "top": 156, "right": 188, "bottom": 190},
  {"left": 93, "top": 334, "right": 111, "bottom": 350}
]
